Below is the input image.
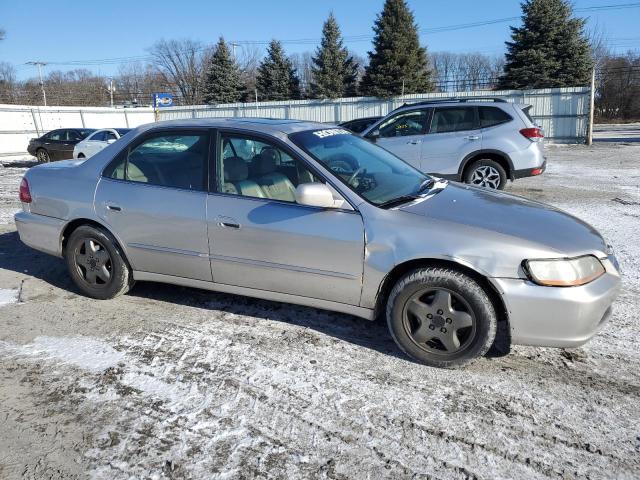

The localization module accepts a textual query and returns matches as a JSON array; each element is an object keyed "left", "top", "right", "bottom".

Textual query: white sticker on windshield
[{"left": 312, "top": 128, "right": 351, "bottom": 139}]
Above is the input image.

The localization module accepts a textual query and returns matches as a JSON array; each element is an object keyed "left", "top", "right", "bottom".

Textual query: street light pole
[{"left": 27, "top": 61, "right": 47, "bottom": 106}]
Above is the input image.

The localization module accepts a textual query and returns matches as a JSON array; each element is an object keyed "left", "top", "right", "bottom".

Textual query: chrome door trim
[
  {"left": 210, "top": 253, "right": 361, "bottom": 280},
  {"left": 128, "top": 242, "right": 209, "bottom": 258}
]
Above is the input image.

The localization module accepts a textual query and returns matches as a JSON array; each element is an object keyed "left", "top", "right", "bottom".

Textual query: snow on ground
[
  {"left": 0, "top": 288, "right": 18, "bottom": 306},
  {"left": 0, "top": 141, "right": 639, "bottom": 479},
  {"left": 0, "top": 156, "right": 37, "bottom": 225}
]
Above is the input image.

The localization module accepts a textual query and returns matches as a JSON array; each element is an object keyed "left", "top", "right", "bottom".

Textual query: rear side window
[
  {"left": 479, "top": 107, "right": 513, "bottom": 128},
  {"left": 430, "top": 107, "right": 475, "bottom": 133},
  {"left": 46, "top": 130, "right": 64, "bottom": 141},
  {"left": 104, "top": 133, "right": 208, "bottom": 191}
]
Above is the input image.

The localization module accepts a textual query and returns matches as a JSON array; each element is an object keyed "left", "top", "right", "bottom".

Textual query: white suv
[{"left": 361, "top": 98, "right": 546, "bottom": 190}]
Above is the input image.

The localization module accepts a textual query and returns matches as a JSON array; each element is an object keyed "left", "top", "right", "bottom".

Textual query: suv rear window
[
  {"left": 430, "top": 107, "right": 475, "bottom": 133},
  {"left": 479, "top": 107, "right": 512, "bottom": 128}
]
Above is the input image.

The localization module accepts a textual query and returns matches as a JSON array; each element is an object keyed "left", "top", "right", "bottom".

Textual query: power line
[{"left": 22, "top": 2, "right": 640, "bottom": 69}]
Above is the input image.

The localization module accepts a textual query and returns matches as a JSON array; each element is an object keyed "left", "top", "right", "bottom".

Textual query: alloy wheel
[
  {"left": 470, "top": 165, "right": 501, "bottom": 189},
  {"left": 402, "top": 287, "right": 476, "bottom": 355},
  {"left": 37, "top": 149, "right": 49, "bottom": 163},
  {"left": 73, "top": 237, "right": 113, "bottom": 286}
]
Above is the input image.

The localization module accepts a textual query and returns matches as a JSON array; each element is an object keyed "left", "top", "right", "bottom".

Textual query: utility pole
[
  {"left": 27, "top": 61, "right": 47, "bottom": 106},
  {"left": 586, "top": 67, "right": 596, "bottom": 146},
  {"left": 230, "top": 42, "right": 239, "bottom": 59},
  {"left": 108, "top": 78, "right": 114, "bottom": 108}
]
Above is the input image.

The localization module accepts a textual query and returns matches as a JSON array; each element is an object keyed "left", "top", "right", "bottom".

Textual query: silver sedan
[{"left": 14, "top": 118, "right": 621, "bottom": 368}]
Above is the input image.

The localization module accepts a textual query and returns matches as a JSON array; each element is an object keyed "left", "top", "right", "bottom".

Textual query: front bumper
[
  {"left": 14, "top": 211, "right": 65, "bottom": 257},
  {"left": 493, "top": 257, "right": 621, "bottom": 348}
]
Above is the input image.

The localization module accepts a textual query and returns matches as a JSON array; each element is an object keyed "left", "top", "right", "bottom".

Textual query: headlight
[{"left": 524, "top": 255, "right": 605, "bottom": 287}]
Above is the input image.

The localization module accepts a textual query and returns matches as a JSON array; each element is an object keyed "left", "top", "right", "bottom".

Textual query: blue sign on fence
[{"left": 153, "top": 93, "right": 173, "bottom": 108}]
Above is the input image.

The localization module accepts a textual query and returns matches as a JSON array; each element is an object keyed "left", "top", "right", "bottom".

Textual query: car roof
[{"left": 145, "top": 117, "right": 330, "bottom": 135}]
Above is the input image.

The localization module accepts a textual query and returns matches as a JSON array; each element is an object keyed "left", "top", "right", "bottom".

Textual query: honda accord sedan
[{"left": 15, "top": 118, "right": 621, "bottom": 368}]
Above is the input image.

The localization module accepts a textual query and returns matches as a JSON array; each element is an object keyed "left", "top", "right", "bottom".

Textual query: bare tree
[
  {"left": 0, "top": 61, "right": 16, "bottom": 103},
  {"left": 116, "top": 62, "right": 167, "bottom": 105},
  {"left": 236, "top": 43, "right": 263, "bottom": 101},
  {"left": 596, "top": 51, "right": 640, "bottom": 120},
  {"left": 289, "top": 51, "right": 313, "bottom": 97},
  {"left": 431, "top": 52, "right": 503, "bottom": 92},
  {"left": 149, "top": 39, "right": 207, "bottom": 105}
]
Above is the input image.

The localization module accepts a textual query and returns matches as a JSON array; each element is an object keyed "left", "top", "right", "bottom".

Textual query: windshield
[
  {"left": 78, "top": 129, "right": 96, "bottom": 139},
  {"left": 289, "top": 128, "right": 430, "bottom": 206}
]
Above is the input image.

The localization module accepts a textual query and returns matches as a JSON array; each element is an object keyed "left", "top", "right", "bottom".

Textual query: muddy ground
[{"left": 0, "top": 141, "right": 639, "bottom": 479}]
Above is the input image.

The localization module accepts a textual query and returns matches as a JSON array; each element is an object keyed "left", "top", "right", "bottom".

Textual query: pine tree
[
  {"left": 202, "top": 37, "right": 245, "bottom": 104},
  {"left": 499, "top": 0, "right": 593, "bottom": 89},
  {"left": 256, "top": 40, "right": 302, "bottom": 101},
  {"left": 310, "top": 13, "right": 359, "bottom": 99},
  {"left": 360, "top": 0, "right": 434, "bottom": 98}
]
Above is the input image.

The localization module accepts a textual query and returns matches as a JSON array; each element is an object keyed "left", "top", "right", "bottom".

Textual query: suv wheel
[
  {"left": 464, "top": 159, "right": 506, "bottom": 190},
  {"left": 386, "top": 267, "right": 497, "bottom": 368},
  {"left": 65, "top": 225, "right": 133, "bottom": 299}
]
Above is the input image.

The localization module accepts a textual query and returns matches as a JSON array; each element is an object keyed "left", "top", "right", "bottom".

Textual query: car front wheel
[
  {"left": 65, "top": 225, "right": 133, "bottom": 299},
  {"left": 386, "top": 267, "right": 497, "bottom": 368},
  {"left": 464, "top": 159, "right": 507, "bottom": 190}
]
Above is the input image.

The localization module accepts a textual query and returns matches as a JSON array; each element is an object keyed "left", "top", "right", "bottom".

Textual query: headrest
[
  {"left": 224, "top": 156, "right": 248, "bottom": 182},
  {"left": 253, "top": 148, "right": 278, "bottom": 175}
]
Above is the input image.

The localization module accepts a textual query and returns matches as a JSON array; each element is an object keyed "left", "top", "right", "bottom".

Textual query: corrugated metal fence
[
  {"left": 158, "top": 87, "right": 590, "bottom": 143},
  {"left": 0, "top": 105, "right": 154, "bottom": 157},
  {"left": 0, "top": 86, "right": 590, "bottom": 156}
]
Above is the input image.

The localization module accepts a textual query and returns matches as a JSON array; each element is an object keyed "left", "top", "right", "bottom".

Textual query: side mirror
[
  {"left": 107, "top": 138, "right": 117, "bottom": 144},
  {"left": 366, "top": 129, "right": 380, "bottom": 142},
  {"left": 295, "top": 183, "right": 335, "bottom": 208}
]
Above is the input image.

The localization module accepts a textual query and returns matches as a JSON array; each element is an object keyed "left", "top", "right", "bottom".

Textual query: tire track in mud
[{"left": 79, "top": 320, "right": 637, "bottom": 479}]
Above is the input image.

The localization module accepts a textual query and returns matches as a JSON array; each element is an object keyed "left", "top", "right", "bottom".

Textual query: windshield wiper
[
  {"left": 378, "top": 178, "right": 438, "bottom": 209},
  {"left": 378, "top": 194, "right": 421, "bottom": 209}
]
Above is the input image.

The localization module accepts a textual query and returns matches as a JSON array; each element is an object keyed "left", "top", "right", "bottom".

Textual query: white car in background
[{"left": 73, "top": 128, "right": 131, "bottom": 159}]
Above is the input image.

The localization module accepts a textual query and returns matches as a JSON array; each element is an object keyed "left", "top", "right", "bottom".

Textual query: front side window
[
  {"left": 377, "top": 110, "right": 428, "bottom": 138},
  {"left": 290, "top": 128, "right": 429, "bottom": 206},
  {"left": 430, "top": 107, "right": 476, "bottom": 133},
  {"left": 104, "top": 132, "right": 207, "bottom": 191},
  {"left": 479, "top": 107, "right": 513, "bottom": 128},
  {"left": 219, "top": 134, "right": 318, "bottom": 202},
  {"left": 91, "top": 131, "right": 106, "bottom": 142}
]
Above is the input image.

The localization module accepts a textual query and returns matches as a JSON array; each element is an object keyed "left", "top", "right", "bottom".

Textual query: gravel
[{"left": 0, "top": 143, "right": 639, "bottom": 480}]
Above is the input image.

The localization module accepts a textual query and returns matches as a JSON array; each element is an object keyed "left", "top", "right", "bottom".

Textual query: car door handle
[
  {"left": 217, "top": 216, "right": 240, "bottom": 229},
  {"left": 465, "top": 135, "right": 481, "bottom": 141},
  {"left": 106, "top": 204, "right": 122, "bottom": 212},
  {"left": 406, "top": 139, "right": 422, "bottom": 145}
]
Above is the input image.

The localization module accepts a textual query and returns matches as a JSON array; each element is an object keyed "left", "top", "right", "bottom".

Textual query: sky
[{"left": 1, "top": 0, "right": 640, "bottom": 80}]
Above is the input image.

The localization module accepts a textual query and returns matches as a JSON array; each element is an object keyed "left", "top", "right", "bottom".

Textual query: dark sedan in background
[{"left": 27, "top": 128, "right": 96, "bottom": 162}]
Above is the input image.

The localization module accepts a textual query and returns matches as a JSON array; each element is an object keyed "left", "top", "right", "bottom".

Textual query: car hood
[{"left": 398, "top": 182, "right": 607, "bottom": 256}]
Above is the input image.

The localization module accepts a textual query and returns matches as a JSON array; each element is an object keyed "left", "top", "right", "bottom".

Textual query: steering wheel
[{"left": 348, "top": 167, "right": 366, "bottom": 186}]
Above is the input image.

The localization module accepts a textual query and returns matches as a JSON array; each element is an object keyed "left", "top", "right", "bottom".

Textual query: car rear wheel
[
  {"left": 77, "top": 153, "right": 85, "bottom": 159},
  {"left": 386, "top": 267, "right": 497, "bottom": 368},
  {"left": 464, "top": 159, "right": 506, "bottom": 190},
  {"left": 65, "top": 225, "right": 133, "bottom": 300},
  {"left": 36, "top": 148, "right": 50, "bottom": 163}
]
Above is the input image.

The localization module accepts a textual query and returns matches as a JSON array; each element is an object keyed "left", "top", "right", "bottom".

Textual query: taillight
[
  {"left": 520, "top": 127, "right": 544, "bottom": 142},
  {"left": 19, "top": 178, "right": 32, "bottom": 203}
]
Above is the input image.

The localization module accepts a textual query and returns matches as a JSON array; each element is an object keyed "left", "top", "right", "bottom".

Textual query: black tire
[
  {"left": 65, "top": 225, "right": 132, "bottom": 300},
  {"left": 386, "top": 267, "right": 497, "bottom": 368},
  {"left": 77, "top": 153, "right": 85, "bottom": 159},
  {"left": 36, "top": 148, "right": 50, "bottom": 163},
  {"left": 464, "top": 159, "right": 507, "bottom": 190}
]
